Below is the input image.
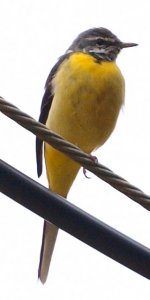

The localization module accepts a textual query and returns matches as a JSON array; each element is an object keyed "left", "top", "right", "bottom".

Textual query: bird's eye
[{"left": 96, "top": 38, "right": 115, "bottom": 46}]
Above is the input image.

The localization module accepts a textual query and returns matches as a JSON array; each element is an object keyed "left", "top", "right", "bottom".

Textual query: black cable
[{"left": 0, "top": 159, "right": 150, "bottom": 279}]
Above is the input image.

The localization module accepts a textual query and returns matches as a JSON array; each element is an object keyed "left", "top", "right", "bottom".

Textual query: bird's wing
[{"left": 36, "top": 53, "right": 70, "bottom": 177}]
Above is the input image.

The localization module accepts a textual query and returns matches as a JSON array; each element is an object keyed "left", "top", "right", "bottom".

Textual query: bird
[{"left": 36, "top": 27, "right": 137, "bottom": 283}]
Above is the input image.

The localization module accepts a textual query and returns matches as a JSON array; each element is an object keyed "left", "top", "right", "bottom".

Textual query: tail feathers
[{"left": 38, "top": 221, "right": 58, "bottom": 284}]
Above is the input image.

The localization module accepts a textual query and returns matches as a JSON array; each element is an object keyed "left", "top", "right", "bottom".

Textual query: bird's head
[{"left": 67, "top": 27, "right": 138, "bottom": 61}]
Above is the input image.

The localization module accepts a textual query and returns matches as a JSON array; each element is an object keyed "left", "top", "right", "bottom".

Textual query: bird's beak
[{"left": 120, "top": 42, "right": 138, "bottom": 49}]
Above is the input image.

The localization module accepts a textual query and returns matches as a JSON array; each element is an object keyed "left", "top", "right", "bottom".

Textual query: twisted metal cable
[{"left": 0, "top": 96, "right": 150, "bottom": 211}]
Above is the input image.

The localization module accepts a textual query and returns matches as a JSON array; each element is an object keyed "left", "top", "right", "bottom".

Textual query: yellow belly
[{"left": 45, "top": 53, "right": 125, "bottom": 196}]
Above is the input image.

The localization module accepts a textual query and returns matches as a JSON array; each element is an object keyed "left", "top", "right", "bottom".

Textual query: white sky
[{"left": 0, "top": 0, "right": 150, "bottom": 299}]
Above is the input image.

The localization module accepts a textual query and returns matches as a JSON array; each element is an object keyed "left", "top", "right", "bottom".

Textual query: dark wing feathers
[
  {"left": 36, "top": 88, "right": 53, "bottom": 177},
  {"left": 36, "top": 53, "right": 70, "bottom": 177}
]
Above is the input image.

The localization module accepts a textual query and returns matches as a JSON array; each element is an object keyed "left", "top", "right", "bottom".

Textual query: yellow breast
[
  {"left": 47, "top": 52, "right": 125, "bottom": 151},
  {"left": 45, "top": 53, "right": 125, "bottom": 195}
]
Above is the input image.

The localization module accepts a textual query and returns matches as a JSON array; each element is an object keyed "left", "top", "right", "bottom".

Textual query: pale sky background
[{"left": 0, "top": 1, "right": 150, "bottom": 299}]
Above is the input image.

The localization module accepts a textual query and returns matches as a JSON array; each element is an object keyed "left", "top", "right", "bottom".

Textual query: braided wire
[{"left": 0, "top": 96, "right": 150, "bottom": 211}]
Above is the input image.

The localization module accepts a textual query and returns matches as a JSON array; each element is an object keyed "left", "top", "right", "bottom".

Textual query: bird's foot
[{"left": 83, "top": 155, "right": 98, "bottom": 178}]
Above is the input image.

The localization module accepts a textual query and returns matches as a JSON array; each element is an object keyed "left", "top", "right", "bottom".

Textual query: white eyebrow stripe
[{"left": 85, "top": 36, "right": 116, "bottom": 43}]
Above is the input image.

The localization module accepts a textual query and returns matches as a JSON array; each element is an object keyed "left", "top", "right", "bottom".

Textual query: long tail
[{"left": 38, "top": 221, "right": 58, "bottom": 284}]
